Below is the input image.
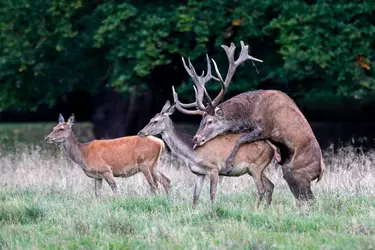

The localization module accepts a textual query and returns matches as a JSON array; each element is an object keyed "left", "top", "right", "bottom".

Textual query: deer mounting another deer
[
  {"left": 45, "top": 114, "right": 170, "bottom": 197},
  {"left": 172, "top": 41, "right": 325, "bottom": 205},
  {"left": 138, "top": 101, "right": 280, "bottom": 208}
]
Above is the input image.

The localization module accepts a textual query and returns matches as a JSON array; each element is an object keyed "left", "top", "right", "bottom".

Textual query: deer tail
[{"left": 156, "top": 138, "right": 165, "bottom": 164}]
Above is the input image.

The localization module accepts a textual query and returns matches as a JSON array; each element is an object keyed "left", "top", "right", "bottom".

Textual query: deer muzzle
[
  {"left": 192, "top": 135, "right": 206, "bottom": 149},
  {"left": 44, "top": 136, "right": 52, "bottom": 143},
  {"left": 137, "top": 131, "right": 147, "bottom": 137}
]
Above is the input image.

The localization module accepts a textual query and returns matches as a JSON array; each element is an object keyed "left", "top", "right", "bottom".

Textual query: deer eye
[
  {"left": 207, "top": 120, "right": 213, "bottom": 125},
  {"left": 59, "top": 128, "right": 64, "bottom": 131}
]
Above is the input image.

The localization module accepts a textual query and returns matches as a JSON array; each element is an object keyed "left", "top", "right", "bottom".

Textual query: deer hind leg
[
  {"left": 225, "top": 128, "right": 264, "bottom": 174},
  {"left": 102, "top": 172, "right": 119, "bottom": 195},
  {"left": 153, "top": 171, "right": 171, "bottom": 195},
  {"left": 209, "top": 170, "right": 219, "bottom": 204},
  {"left": 284, "top": 141, "right": 325, "bottom": 207},
  {"left": 262, "top": 175, "right": 274, "bottom": 206},
  {"left": 193, "top": 174, "right": 205, "bottom": 208},
  {"left": 283, "top": 165, "right": 315, "bottom": 207},
  {"left": 140, "top": 168, "right": 158, "bottom": 194},
  {"left": 94, "top": 178, "right": 103, "bottom": 198},
  {"left": 250, "top": 171, "right": 266, "bottom": 209}
]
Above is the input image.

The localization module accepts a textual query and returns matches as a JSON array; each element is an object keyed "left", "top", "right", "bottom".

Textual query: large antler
[
  {"left": 173, "top": 41, "right": 262, "bottom": 115},
  {"left": 211, "top": 41, "right": 263, "bottom": 107},
  {"left": 172, "top": 54, "right": 222, "bottom": 115},
  {"left": 181, "top": 54, "right": 219, "bottom": 112}
]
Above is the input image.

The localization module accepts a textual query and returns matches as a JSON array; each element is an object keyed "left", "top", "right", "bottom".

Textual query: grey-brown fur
[{"left": 194, "top": 89, "right": 325, "bottom": 205}]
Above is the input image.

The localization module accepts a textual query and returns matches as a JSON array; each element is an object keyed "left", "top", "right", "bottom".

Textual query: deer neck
[
  {"left": 62, "top": 133, "right": 86, "bottom": 168},
  {"left": 161, "top": 120, "right": 201, "bottom": 165}
]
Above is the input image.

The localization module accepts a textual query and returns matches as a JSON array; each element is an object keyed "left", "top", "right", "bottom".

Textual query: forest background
[{"left": 1, "top": 0, "right": 375, "bottom": 148}]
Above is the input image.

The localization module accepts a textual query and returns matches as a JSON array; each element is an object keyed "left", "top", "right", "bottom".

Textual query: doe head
[
  {"left": 45, "top": 113, "right": 75, "bottom": 144},
  {"left": 138, "top": 100, "right": 175, "bottom": 137}
]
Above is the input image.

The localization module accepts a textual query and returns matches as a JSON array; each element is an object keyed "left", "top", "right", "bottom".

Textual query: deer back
[
  {"left": 195, "top": 133, "right": 274, "bottom": 167},
  {"left": 80, "top": 136, "right": 164, "bottom": 171}
]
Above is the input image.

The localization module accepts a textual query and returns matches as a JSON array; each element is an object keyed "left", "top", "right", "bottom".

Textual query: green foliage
[
  {"left": 0, "top": 0, "right": 105, "bottom": 109},
  {"left": 268, "top": 0, "right": 375, "bottom": 100},
  {"left": 1, "top": 0, "right": 374, "bottom": 110}
]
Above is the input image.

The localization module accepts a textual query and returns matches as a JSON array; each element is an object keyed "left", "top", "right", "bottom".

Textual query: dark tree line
[{"left": 1, "top": 0, "right": 375, "bottom": 138}]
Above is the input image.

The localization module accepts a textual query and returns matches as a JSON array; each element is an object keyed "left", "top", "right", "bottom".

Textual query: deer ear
[
  {"left": 161, "top": 100, "right": 171, "bottom": 113},
  {"left": 67, "top": 113, "right": 75, "bottom": 127},
  {"left": 58, "top": 114, "right": 65, "bottom": 123},
  {"left": 215, "top": 107, "right": 224, "bottom": 117},
  {"left": 165, "top": 104, "right": 176, "bottom": 116}
]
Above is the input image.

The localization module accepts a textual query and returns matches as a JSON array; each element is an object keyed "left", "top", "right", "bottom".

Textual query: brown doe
[
  {"left": 138, "top": 101, "right": 279, "bottom": 208},
  {"left": 172, "top": 41, "right": 325, "bottom": 205},
  {"left": 45, "top": 114, "right": 170, "bottom": 196}
]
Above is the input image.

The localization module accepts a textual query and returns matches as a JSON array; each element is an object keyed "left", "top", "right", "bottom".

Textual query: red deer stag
[
  {"left": 172, "top": 41, "right": 325, "bottom": 205},
  {"left": 138, "top": 101, "right": 280, "bottom": 208},
  {"left": 45, "top": 114, "right": 170, "bottom": 197}
]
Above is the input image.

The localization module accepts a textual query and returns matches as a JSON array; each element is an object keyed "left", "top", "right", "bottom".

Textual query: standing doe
[
  {"left": 138, "top": 101, "right": 279, "bottom": 208},
  {"left": 45, "top": 114, "right": 170, "bottom": 196}
]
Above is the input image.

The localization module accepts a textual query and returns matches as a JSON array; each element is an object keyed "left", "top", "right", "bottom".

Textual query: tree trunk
[
  {"left": 91, "top": 88, "right": 154, "bottom": 139},
  {"left": 91, "top": 89, "right": 127, "bottom": 139}
]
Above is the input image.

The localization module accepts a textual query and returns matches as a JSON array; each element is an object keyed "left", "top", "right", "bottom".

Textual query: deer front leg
[
  {"left": 193, "top": 174, "right": 205, "bottom": 208},
  {"left": 225, "top": 127, "right": 264, "bottom": 174},
  {"left": 94, "top": 178, "right": 103, "bottom": 197},
  {"left": 102, "top": 172, "right": 119, "bottom": 195}
]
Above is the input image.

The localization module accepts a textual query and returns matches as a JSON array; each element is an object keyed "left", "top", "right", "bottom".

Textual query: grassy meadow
[{"left": 0, "top": 123, "right": 374, "bottom": 249}]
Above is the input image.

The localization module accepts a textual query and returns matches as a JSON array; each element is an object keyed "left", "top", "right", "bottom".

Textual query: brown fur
[{"left": 45, "top": 115, "right": 170, "bottom": 197}]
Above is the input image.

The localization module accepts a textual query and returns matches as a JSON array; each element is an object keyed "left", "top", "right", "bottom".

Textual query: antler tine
[
  {"left": 188, "top": 58, "right": 198, "bottom": 79},
  {"left": 221, "top": 42, "right": 236, "bottom": 64},
  {"left": 240, "top": 41, "right": 263, "bottom": 63},
  {"left": 237, "top": 41, "right": 263, "bottom": 64},
  {"left": 181, "top": 55, "right": 215, "bottom": 112},
  {"left": 181, "top": 57, "right": 193, "bottom": 78},
  {"left": 211, "top": 41, "right": 263, "bottom": 107},
  {"left": 209, "top": 58, "right": 226, "bottom": 107},
  {"left": 202, "top": 54, "right": 214, "bottom": 106},
  {"left": 172, "top": 86, "right": 204, "bottom": 116},
  {"left": 178, "top": 101, "right": 197, "bottom": 108},
  {"left": 211, "top": 58, "right": 224, "bottom": 83}
]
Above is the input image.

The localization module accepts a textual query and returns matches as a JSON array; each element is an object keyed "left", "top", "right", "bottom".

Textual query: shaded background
[{"left": 1, "top": 0, "right": 375, "bottom": 149}]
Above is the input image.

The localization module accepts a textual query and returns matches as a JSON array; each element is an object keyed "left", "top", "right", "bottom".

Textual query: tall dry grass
[{"left": 1, "top": 143, "right": 374, "bottom": 202}]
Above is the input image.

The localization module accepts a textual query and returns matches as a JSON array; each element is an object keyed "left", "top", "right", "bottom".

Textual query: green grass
[
  {"left": 0, "top": 123, "right": 374, "bottom": 249},
  {"left": 0, "top": 187, "right": 373, "bottom": 249}
]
